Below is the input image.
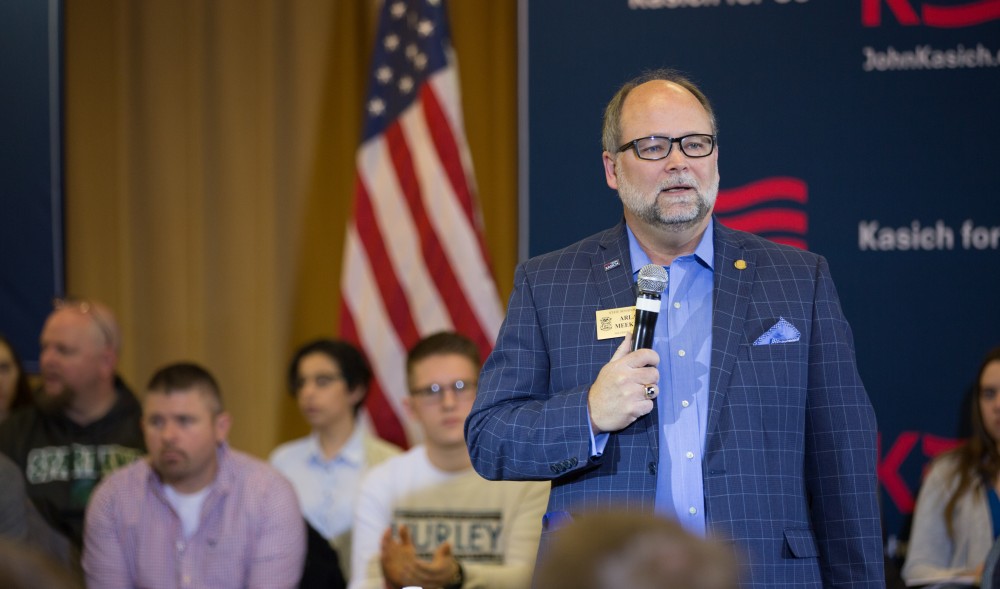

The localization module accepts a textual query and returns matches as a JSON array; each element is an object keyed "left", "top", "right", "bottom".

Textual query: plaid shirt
[{"left": 83, "top": 444, "right": 305, "bottom": 589}]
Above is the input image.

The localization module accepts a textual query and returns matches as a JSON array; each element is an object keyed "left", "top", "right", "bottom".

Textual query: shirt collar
[
  {"left": 626, "top": 219, "right": 715, "bottom": 274},
  {"left": 306, "top": 426, "right": 364, "bottom": 467}
]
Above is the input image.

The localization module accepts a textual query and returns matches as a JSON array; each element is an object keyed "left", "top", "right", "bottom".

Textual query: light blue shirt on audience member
[
  {"left": 629, "top": 223, "right": 713, "bottom": 537},
  {"left": 269, "top": 426, "right": 366, "bottom": 540}
]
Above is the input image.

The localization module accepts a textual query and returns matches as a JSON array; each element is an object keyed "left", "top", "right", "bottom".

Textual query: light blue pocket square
[{"left": 753, "top": 317, "right": 801, "bottom": 345}]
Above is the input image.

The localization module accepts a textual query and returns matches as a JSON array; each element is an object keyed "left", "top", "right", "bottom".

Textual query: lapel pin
[
  {"left": 603, "top": 259, "right": 621, "bottom": 271},
  {"left": 734, "top": 259, "right": 747, "bottom": 270}
]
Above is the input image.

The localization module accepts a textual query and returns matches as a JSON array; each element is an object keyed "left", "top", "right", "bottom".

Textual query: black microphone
[{"left": 631, "top": 264, "right": 668, "bottom": 351}]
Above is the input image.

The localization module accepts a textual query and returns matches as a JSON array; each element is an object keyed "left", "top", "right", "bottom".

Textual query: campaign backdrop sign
[
  {"left": 521, "top": 0, "right": 1000, "bottom": 551},
  {"left": 0, "top": 0, "right": 64, "bottom": 373}
]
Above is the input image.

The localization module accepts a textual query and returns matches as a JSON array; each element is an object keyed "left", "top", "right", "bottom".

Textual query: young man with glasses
[
  {"left": 348, "top": 332, "right": 548, "bottom": 589},
  {"left": 466, "top": 69, "right": 883, "bottom": 588},
  {"left": 0, "top": 298, "right": 144, "bottom": 550}
]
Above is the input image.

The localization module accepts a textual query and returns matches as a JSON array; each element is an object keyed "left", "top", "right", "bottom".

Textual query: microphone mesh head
[{"left": 636, "top": 264, "right": 668, "bottom": 295}]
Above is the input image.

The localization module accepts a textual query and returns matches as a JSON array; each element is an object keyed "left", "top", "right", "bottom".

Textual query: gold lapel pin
[{"left": 734, "top": 259, "right": 747, "bottom": 270}]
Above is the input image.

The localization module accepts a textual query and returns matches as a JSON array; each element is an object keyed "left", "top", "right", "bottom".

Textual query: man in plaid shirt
[{"left": 82, "top": 362, "right": 305, "bottom": 589}]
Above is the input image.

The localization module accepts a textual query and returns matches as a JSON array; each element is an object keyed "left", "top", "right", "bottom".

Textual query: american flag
[{"left": 339, "top": 0, "right": 504, "bottom": 448}]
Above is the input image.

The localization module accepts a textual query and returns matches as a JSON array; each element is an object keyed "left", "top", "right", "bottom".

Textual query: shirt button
[
  {"left": 673, "top": 302, "right": 681, "bottom": 309},
  {"left": 681, "top": 400, "right": 690, "bottom": 408},
  {"left": 175, "top": 541, "right": 185, "bottom": 552},
  {"left": 686, "top": 451, "right": 694, "bottom": 459},
  {"left": 688, "top": 507, "right": 698, "bottom": 515},
  {"left": 678, "top": 349, "right": 686, "bottom": 357}
]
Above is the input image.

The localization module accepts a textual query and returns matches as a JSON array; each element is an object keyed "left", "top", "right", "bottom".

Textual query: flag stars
[
  {"left": 384, "top": 34, "right": 400, "bottom": 51},
  {"left": 413, "top": 54, "right": 428, "bottom": 71},
  {"left": 368, "top": 97, "right": 386, "bottom": 117},
  {"left": 399, "top": 76, "right": 414, "bottom": 94},
  {"left": 390, "top": 2, "right": 406, "bottom": 18},
  {"left": 417, "top": 19, "right": 434, "bottom": 37},
  {"left": 405, "top": 44, "right": 419, "bottom": 60},
  {"left": 376, "top": 66, "right": 393, "bottom": 85}
]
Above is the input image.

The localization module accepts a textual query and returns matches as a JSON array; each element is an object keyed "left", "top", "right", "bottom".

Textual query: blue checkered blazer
[{"left": 466, "top": 219, "right": 884, "bottom": 588}]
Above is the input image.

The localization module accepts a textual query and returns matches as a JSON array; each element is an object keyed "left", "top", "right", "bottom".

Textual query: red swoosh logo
[
  {"left": 922, "top": 0, "right": 1000, "bottom": 27},
  {"left": 719, "top": 209, "right": 807, "bottom": 235},
  {"left": 717, "top": 177, "right": 809, "bottom": 250},
  {"left": 715, "top": 177, "right": 807, "bottom": 213}
]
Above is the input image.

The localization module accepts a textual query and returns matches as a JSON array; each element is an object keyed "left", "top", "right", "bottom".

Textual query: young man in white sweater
[{"left": 349, "top": 332, "right": 549, "bottom": 589}]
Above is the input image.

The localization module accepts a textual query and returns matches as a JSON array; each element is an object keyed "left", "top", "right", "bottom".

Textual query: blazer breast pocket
[{"left": 732, "top": 340, "right": 809, "bottom": 410}]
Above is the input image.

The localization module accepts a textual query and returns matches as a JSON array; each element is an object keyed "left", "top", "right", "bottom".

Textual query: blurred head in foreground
[{"left": 534, "top": 511, "right": 738, "bottom": 589}]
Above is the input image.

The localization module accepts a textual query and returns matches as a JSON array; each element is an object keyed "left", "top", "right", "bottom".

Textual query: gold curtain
[{"left": 64, "top": 1, "right": 517, "bottom": 457}]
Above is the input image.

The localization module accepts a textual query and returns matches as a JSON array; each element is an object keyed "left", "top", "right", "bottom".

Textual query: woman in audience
[
  {"left": 270, "top": 339, "right": 400, "bottom": 578},
  {"left": 903, "top": 346, "right": 1000, "bottom": 586},
  {"left": 0, "top": 334, "right": 32, "bottom": 422}
]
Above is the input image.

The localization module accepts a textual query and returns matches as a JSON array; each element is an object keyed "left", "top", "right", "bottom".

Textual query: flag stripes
[{"left": 340, "top": 0, "right": 502, "bottom": 447}]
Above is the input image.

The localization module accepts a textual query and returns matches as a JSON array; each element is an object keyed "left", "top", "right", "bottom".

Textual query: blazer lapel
[
  {"left": 593, "top": 221, "right": 636, "bottom": 310},
  {"left": 593, "top": 221, "right": 660, "bottom": 454},
  {"left": 708, "top": 221, "right": 755, "bottom": 439}
]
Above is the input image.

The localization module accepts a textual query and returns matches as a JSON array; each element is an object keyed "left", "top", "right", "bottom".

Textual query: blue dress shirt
[
  {"left": 628, "top": 223, "right": 714, "bottom": 536},
  {"left": 269, "top": 427, "right": 366, "bottom": 540}
]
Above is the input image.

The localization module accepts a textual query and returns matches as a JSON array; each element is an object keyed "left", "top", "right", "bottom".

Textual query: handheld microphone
[{"left": 631, "top": 264, "right": 668, "bottom": 352}]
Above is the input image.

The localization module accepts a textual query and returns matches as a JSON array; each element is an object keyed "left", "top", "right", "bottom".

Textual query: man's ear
[
  {"left": 214, "top": 412, "right": 232, "bottom": 443},
  {"left": 603, "top": 151, "right": 619, "bottom": 191},
  {"left": 347, "top": 384, "right": 366, "bottom": 408},
  {"left": 402, "top": 396, "right": 416, "bottom": 421},
  {"left": 99, "top": 347, "right": 118, "bottom": 380}
]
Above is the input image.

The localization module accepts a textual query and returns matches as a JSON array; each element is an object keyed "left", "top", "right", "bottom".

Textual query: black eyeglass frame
[{"left": 617, "top": 134, "right": 717, "bottom": 160}]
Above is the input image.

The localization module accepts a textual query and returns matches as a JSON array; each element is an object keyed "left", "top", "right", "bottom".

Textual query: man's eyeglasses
[
  {"left": 53, "top": 297, "right": 117, "bottom": 349},
  {"left": 617, "top": 134, "right": 717, "bottom": 161},
  {"left": 410, "top": 379, "right": 476, "bottom": 405}
]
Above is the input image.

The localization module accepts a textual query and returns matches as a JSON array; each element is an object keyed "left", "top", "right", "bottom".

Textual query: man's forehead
[
  {"left": 42, "top": 309, "right": 102, "bottom": 344},
  {"left": 410, "top": 353, "right": 478, "bottom": 382},
  {"left": 622, "top": 81, "right": 708, "bottom": 123},
  {"left": 143, "top": 388, "right": 214, "bottom": 413}
]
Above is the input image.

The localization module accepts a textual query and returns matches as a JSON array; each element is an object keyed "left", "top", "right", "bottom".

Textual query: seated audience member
[
  {"left": 983, "top": 538, "right": 1000, "bottom": 589},
  {"left": 534, "top": 510, "right": 738, "bottom": 589},
  {"left": 0, "top": 537, "right": 81, "bottom": 589},
  {"left": 903, "top": 346, "right": 1000, "bottom": 586},
  {"left": 83, "top": 362, "right": 305, "bottom": 589},
  {"left": 0, "top": 453, "right": 75, "bottom": 571},
  {"left": 271, "top": 339, "right": 400, "bottom": 579},
  {"left": 0, "top": 333, "right": 33, "bottom": 422},
  {"left": 0, "top": 299, "right": 144, "bottom": 549},
  {"left": 348, "top": 332, "right": 549, "bottom": 589}
]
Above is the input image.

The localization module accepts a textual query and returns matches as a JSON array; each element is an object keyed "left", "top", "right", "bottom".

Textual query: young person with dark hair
[{"left": 904, "top": 346, "right": 1000, "bottom": 586}]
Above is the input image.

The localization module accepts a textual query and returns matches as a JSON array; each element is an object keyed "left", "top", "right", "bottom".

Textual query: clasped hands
[
  {"left": 380, "top": 525, "right": 461, "bottom": 589},
  {"left": 589, "top": 332, "right": 660, "bottom": 435}
]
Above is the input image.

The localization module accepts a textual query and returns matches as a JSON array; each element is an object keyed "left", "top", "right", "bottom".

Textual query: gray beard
[{"left": 618, "top": 171, "right": 718, "bottom": 233}]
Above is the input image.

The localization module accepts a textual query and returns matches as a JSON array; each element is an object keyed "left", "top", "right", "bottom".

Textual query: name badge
[{"left": 595, "top": 306, "right": 635, "bottom": 340}]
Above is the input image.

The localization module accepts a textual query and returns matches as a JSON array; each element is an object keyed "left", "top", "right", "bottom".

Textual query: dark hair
[
  {"left": 602, "top": 68, "right": 717, "bottom": 154},
  {"left": 406, "top": 332, "right": 480, "bottom": 379},
  {"left": 146, "top": 362, "right": 224, "bottom": 414},
  {"left": 943, "top": 345, "right": 1000, "bottom": 539},
  {"left": 287, "top": 339, "right": 371, "bottom": 416},
  {"left": 0, "top": 334, "right": 32, "bottom": 414},
  {"left": 535, "top": 511, "right": 738, "bottom": 589}
]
